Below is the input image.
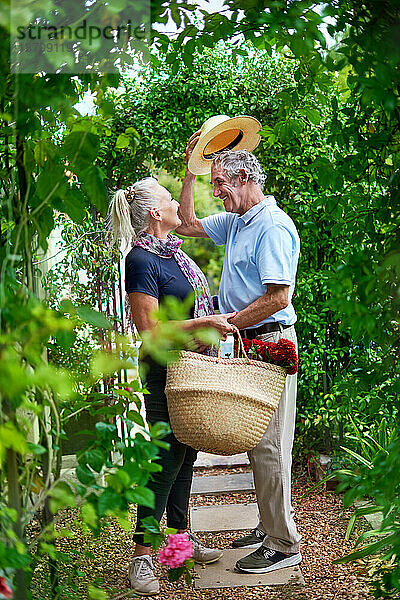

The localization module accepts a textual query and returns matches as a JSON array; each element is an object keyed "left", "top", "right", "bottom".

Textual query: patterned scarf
[{"left": 125, "top": 232, "right": 214, "bottom": 335}]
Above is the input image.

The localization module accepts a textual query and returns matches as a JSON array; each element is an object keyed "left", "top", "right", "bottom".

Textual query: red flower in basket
[
  {"left": 265, "top": 339, "right": 298, "bottom": 374},
  {"left": 234, "top": 337, "right": 298, "bottom": 374}
]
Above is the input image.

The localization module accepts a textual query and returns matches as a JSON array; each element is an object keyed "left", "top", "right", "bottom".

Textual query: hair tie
[{"left": 125, "top": 185, "right": 136, "bottom": 203}]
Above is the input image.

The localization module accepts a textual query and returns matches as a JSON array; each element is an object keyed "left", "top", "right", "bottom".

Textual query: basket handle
[
  {"left": 217, "top": 325, "right": 249, "bottom": 360},
  {"left": 233, "top": 325, "right": 250, "bottom": 359}
]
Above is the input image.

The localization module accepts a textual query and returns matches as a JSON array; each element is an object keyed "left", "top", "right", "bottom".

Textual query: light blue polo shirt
[{"left": 201, "top": 196, "right": 300, "bottom": 327}]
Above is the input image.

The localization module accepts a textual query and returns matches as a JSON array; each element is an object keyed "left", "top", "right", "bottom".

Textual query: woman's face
[{"left": 153, "top": 184, "right": 181, "bottom": 231}]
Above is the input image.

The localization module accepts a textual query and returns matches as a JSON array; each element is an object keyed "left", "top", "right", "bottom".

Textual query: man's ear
[
  {"left": 149, "top": 208, "right": 162, "bottom": 221},
  {"left": 239, "top": 169, "right": 248, "bottom": 184}
]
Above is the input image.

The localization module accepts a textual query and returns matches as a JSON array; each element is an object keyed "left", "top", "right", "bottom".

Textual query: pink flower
[
  {"left": 0, "top": 577, "right": 12, "bottom": 599},
  {"left": 158, "top": 533, "right": 193, "bottom": 569}
]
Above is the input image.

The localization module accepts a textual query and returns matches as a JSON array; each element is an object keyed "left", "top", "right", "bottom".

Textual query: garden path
[
  {"left": 190, "top": 452, "right": 305, "bottom": 590},
  {"left": 34, "top": 453, "right": 376, "bottom": 599}
]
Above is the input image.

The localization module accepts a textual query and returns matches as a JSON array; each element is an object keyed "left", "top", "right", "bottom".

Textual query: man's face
[{"left": 210, "top": 163, "right": 242, "bottom": 213}]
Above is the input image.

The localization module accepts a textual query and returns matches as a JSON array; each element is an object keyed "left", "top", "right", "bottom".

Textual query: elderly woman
[{"left": 110, "top": 177, "right": 235, "bottom": 596}]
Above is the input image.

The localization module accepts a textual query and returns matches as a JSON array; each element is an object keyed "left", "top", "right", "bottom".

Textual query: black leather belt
[{"left": 239, "top": 322, "right": 293, "bottom": 340}]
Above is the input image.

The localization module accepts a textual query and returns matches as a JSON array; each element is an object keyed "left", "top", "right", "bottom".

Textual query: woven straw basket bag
[{"left": 165, "top": 330, "right": 287, "bottom": 455}]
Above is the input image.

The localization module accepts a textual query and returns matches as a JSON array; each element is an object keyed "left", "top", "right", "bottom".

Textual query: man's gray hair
[{"left": 213, "top": 150, "right": 266, "bottom": 189}]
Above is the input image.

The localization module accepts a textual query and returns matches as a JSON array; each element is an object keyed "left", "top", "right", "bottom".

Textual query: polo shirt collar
[{"left": 238, "top": 196, "right": 276, "bottom": 225}]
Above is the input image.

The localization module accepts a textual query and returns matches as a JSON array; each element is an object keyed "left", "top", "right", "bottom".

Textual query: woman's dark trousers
[{"left": 134, "top": 358, "right": 198, "bottom": 546}]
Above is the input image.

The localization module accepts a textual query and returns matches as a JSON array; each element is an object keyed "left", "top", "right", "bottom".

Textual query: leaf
[
  {"left": 59, "top": 298, "right": 76, "bottom": 315},
  {"left": 63, "top": 188, "right": 87, "bottom": 224},
  {"left": 288, "top": 118, "right": 303, "bottom": 134},
  {"left": 85, "top": 449, "right": 105, "bottom": 473},
  {"left": 300, "top": 108, "right": 321, "bottom": 125},
  {"left": 115, "top": 133, "right": 130, "bottom": 149},
  {"left": 27, "top": 442, "right": 47, "bottom": 455},
  {"left": 49, "top": 481, "right": 76, "bottom": 512},
  {"left": 91, "top": 352, "right": 121, "bottom": 378},
  {"left": 140, "top": 515, "right": 161, "bottom": 534},
  {"left": 274, "top": 122, "right": 292, "bottom": 142},
  {"left": 95, "top": 422, "right": 116, "bottom": 437},
  {"left": 314, "top": 161, "right": 335, "bottom": 188},
  {"left": 55, "top": 329, "right": 76, "bottom": 351},
  {"left": 36, "top": 206, "right": 55, "bottom": 250},
  {"left": 166, "top": 52, "right": 177, "bottom": 65},
  {"left": 333, "top": 537, "right": 392, "bottom": 563},
  {"left": 141, "top": 461, "right": 163, "bottom": 473},
  {"left": 127, "top": 486, "right": 155, "bottom": 508},
  {"left": 182, "top": 51, "right": 193, "bottom": 68},
  {"left": 23, "top": 142, "right": 35, "bottom": 175},
  {"left": 290, "top": 36, "right": 309, "bottom": 58},
  {"left": 76, "top": 464, "right": 95, "bottom": 485},
  {"left": 63, "top": 131, "right": 100, "bottom": 165},
  {"left": 149, "top": 421, "right": 171, "bottom": 439},
  {"left": 185, "top": 569, "right": 192, "bottom": 585},
  {"left": 128, "top": 411, "right": 145, "bottom": 428},
  {"left": 80, "top": 165, "right": 108, "bottom": 215},
  {"left": 168, "top": 566, "right": 185, "bottom": 582},
  {"left": 340, "top": 446, "right": 373, "bottom": 469},
  {"left": 98, "top": 488, "right": 123, "bottom": 515},
  {"left": 81, "top": 503, "right": 98, "bottom": 529},
  {"left": 34, "top": 140, "right": 56, "bottom": 166},
  {"left": 76, "top": 305, "right": 112, "bottom": 329},
  {"left": 152, "top": 439, "right": 170, "bottom": 450},
  {"left": 88, "top": 585, "right": 108, "bottom": 600},
  {"left": 170, "top": 2, "right": 181, "bottom": 28},
  {"left": 0, "top": 422, "right": 28, "bottom": 457},
  {"left": 252, "top": 35, "right": 265, "bottom": 50},
  {"left": 36, "top": 164, "right": 67, "bottom": 201}
]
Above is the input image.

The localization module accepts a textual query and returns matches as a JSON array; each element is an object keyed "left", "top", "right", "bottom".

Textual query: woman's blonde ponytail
[
  {"left": 109, "top": 188, "right": 135, "bottom": 249},
  {"left": 108, "top": 177, "right": 161, "bottom": 249}
]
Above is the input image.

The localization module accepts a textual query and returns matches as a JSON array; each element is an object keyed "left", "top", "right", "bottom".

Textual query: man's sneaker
[
  {"left": 128, "top": 555, "right": 160, "bottom": 596},
  {"left": 232, "top": 527, "right": 267, "bottom": 549},
  {"left": 235, "top": 546, "right": 302, "bottom": 574},
  {"left": 188, "top": 532, "right": 223, "bottom": 564}
]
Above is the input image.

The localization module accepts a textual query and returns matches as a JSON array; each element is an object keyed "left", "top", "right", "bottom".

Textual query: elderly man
[{"left": 175, "top": 136, "right": 302, "bottom": 574}]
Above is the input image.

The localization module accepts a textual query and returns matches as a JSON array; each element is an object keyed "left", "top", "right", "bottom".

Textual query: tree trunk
[{"left": 7, "top": 448, "right": 27, "bottom": 600}]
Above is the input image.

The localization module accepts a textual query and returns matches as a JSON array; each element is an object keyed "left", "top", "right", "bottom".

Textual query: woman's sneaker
[
  {"left": 232, "top": 527, "right": 267, "bottom": 549},
  {"left": 188, "top": 532, "right": 223, "bottom": 564},
  {"left": 128, "top": 555, "right": 160, "bottom": 596}
]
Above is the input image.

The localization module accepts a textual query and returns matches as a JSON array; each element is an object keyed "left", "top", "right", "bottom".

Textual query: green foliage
[
  {"left": 334, "top": 438, "right": 400, "bottom": 597},
  {"left": 1, "top": 0, "right": 399, "bottom": 596},
  {"left": 42, "top": 211, "right": 121, "bottom": 379},
  {"left": 101, "top": 44, "right": 298, "bottom": 185}
]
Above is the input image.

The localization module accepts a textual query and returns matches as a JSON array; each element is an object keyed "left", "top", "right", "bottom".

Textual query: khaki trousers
[{"left": 247, "top": 325, "right": 302, "bottom": 554}]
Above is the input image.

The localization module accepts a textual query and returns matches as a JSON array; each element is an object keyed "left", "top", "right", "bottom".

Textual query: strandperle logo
[
  {"left": 16, "top": 20, "right": 146, "bottom": 45},
  {"left": 10, "top": 2, "right": 151, "bottom": 74}
]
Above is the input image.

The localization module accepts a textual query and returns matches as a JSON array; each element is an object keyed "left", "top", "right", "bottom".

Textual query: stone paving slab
[
  {"left": 354, "top": 500, "right": 383, "bottom": 530},
  {"left": 194, "top": 452, "right": 250, "bottom": 468},
  {"left": 191, "top": 503, "right": 258, "bottom": 532},
  {"left": 194, "top": 548, "right": 305, "bottom": 589},
  {"left": 60, "top": 454, "right": 106, "bottom": 487},
  {"left": 191, "top": 472, "right": 254, "bottom": 495}
]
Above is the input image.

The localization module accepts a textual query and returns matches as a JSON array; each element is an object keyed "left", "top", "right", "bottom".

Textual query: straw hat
[{"left": 188, "top": 115, "right": 262, "bottom": 176}]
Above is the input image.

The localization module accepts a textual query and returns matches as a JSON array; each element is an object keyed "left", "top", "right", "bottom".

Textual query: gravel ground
[
  {"left": 29, "top": 465, "right": 375, "bottom": 600},
  {"left": 193, "top": 466, "right": 253, "bottom": 477}
]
